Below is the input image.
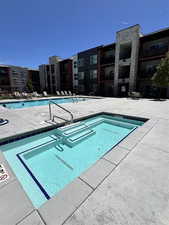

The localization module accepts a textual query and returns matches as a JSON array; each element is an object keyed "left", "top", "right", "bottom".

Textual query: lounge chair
[
  {"left": 56, "top": 91, "right": 61, "bottom": 96},
  {"left": 32, "top": 92, "right": 41, "bottom": 97},
  {"left": 60, "top": 91, "right": 65, "bottom": 96},
  {"left": 68, "top": 90, "right": 72, "bottom": 96},
  {"left": 43, "top": 91, "right": 48, "bottom": 97},
  {"left": 128, "top": 92, "right": 141, "bottom": 99},
  {"left": 63, "top": 91, "right": 68, "bottom": 95},
  {"left": 13, "top": 91, "right": 22, "bottom": 98}
]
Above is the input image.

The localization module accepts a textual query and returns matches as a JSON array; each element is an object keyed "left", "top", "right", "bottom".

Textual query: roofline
[
  {"left": 78, "top": 45, "right": 103, "bottom": 54},
  {"left": 102, "top": 42, "right": 116, "bottom": 48},
  {"left": 116, "top": 24, "right": 140, "bottom": 33},
  {"left": 0, "top": 64, "right": 39, "bottom": 70},
  {"left": 141, "top": 26, "right": 169, "bottom": 39}
]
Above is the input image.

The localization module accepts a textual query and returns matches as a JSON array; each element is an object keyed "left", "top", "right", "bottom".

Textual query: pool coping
[
  {"left": 0, "top": 112, "right": 148, "bottom": 146},
  {"left": 0, "top": 95, "right": 102, "bottom": 105}
]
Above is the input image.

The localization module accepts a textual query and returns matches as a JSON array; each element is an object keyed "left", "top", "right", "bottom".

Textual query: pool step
[
  {"left": 56, "top": 123, "right": 89, "bottom": 137},
  {"left": 56, "top": 122, "right": 84, "bottom": 134},
  {"left": 65, "top": 129, "right": 96, "bottom": 147}
]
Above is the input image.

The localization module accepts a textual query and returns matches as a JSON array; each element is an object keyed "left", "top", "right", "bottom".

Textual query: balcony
[
  {"left": 100, "top": 56, "right": 115, "bottom": 65},
  {"left": 119, "top": 58, "right": 131, "bottom": 65},
  {"left": 118, "top": 65, "right": 130, "bottom": 79},
  {"left": 138, "top": 68, "right": 157, "bottom": 78},
  {"left": 100, "top": 72, "right": 114, "bottom": 81},
  {"left": 140, "top": 45, "right": 168, "bottom": 58}
]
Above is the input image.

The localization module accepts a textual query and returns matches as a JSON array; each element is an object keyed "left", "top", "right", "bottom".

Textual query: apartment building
[
  {"left": 137, "top": 28, "right": 169, "bottom": 98},
  {"left": 75, "top": 25, "right": 169, "bottom": 98},
  {"left": 0, "top": 65, "right": 28, "bottom": 92},
  {"left": 28, "top": 69, "right": 41, "bottom": 92},
  {"left": 39, "top": 56, "right": 73, "bottom": 94},
  {"left": 72, "top": 55, "right": 78, "bottom": 92},
  {"left": 77, "top": 46, "right": 101, "bottom": 94},
  {"left": 0, "top": 65, "right": 11, "bottom": 91},
  {"left": 39, "top": 56, "right": 61, "bottom": 94},
  {"left": 99, "top": 43, "right": 115, "bottom": 96},
  {"left": 59, "top": 59, "right": 73, "bottom": 91},
  {"left": 0, "top": 65, "right": 40, "bottom": 93},
  {"left": 113, "top": 25, "right": 141, "bottom": 97}
]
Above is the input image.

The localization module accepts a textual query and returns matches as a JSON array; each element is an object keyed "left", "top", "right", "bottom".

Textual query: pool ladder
[{"left": 49, "top": 100, "right": 74, "bottom": 124}]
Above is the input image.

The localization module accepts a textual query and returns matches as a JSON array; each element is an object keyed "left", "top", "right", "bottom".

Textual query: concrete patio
[{"left": 0, "top": 97, "right": 169, "bottom": 225}]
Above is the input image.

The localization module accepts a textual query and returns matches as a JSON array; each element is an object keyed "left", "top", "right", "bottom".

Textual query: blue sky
[{"left": 0, "top": 0, "right": 169, "bottom": 68}]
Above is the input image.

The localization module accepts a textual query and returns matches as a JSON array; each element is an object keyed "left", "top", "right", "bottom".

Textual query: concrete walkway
[{"left": 0, "top": 97, "right": 169, "bottom": 225}]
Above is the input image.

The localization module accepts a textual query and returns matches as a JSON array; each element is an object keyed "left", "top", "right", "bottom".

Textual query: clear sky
[{"left": 0, "top": 0, "right": 169, "bottom": 68}]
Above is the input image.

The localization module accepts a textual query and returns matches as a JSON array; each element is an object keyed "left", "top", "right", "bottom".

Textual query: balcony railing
[
  {"left": 100, "top": 56, "right": 115, "bottom": 65},
  {"left": 138, "top": 68, "right": 157, "bottom": 78},
  {"left": 118, "top": 73, "right": 130, "bottom": 79},
  {"left": 140, "top": 46, "right": 168, "bottom": 58},
  {"left": 100, "top": 73, "right": 114, "bottom": 81}
]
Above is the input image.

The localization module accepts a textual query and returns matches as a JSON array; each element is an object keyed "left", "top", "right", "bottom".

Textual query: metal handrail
[{"left": 49, "top": 100, "right": 74, "bottom": 123}]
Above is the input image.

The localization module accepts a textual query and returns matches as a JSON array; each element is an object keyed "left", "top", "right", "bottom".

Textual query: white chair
[
  {"left": 43, "top": 91, "right": 48, "bottom": 97},
  {"left": 64, "top": 91, "right": 68, "bottom": 95},
  {"left": 13, "top": 91, "right": 22, "bottom": 98},
  {"left": 32, "top": 92, "right": 41, "bottom": 97},
  {"left": 61, "top": 91, "right": 65, "bottom": 95},
  {"left": 68, "top": 90, "right": 72, "bottom": 96},
  {"left": 56, "top": 91, "right": 61, "bottom": 96}
]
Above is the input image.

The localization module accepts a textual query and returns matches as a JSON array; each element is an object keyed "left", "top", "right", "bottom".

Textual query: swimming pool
[
  {"left": 0, "top": 97, "right": 91, "bottom": 109},
  {"left": 0, "top": 114, "right": 144, "bottom": 208}
]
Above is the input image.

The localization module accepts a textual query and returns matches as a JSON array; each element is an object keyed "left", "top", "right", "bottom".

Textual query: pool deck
[{"left": 0, "top": 97, "right": 169, "bottom": 225}]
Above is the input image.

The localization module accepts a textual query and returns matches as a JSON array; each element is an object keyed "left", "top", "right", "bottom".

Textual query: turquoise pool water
[
  {"left": 0, "top": 97, "right": 90, "bottom": 109},
  {"left": 0, "top": 114, "right": 144, "bottom": 208}
]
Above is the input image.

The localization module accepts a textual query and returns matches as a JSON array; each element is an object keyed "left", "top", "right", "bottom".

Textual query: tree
[
  {"left": 26, "top": 79, "right": 33, "bottom": 92},
  {"left": 152, "top": 52, "right": 169, "bottom": 99}
]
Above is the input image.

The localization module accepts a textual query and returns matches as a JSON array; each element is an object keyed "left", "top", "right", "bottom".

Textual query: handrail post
[{"left": 49, "top": 103, "right": 52, "bottom": 120}]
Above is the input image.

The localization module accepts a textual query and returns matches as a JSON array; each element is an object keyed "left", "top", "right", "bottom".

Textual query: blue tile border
[{"left": 16, "top": 152, "right": 51, "bottom": 201}]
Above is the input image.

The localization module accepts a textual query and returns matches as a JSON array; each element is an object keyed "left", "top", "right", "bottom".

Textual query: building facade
[
  {"left": 0, "top": 65, "right": 11, "bottom": 92},
  {"left": 28, "top": 69, "right": 41, "bottom": 92},
  {"left": 75, "top": 25, "right": 169, "bottom": 98},
  {"left": 72, "top": 55, "right": 78, "bottom": 93},
  {"left": 77, "top": 47, "right": 100, "bottom": 95},
  {"left": 137, "top": 28, "right": 169, "bottom": 98},
  {"left": 99, "top": 43, "right": 115, "bottom": 96},
  {"left": 39, "top": 56, "right": 61, "bottom": 94},
  {"left": 0, "top": 65, "right": 40, "bottom": 93}
]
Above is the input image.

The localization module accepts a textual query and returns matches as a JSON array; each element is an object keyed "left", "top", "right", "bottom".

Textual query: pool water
[
  {"left": 0, "top": 97, "right": 90, "bottom": 109},
  {"left": 0, "top": 114, "right": 144, "bottom": 208}
]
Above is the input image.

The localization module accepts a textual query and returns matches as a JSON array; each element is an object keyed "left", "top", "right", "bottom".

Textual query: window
[
  {"left": 51, "top": 64, "right": 55, "bottom": 74},
  {"left": 74, "top": 73, "right": 78, "bottom": 80},
  {"left": 90, "top": 55, "right": 97, "bottom": 65},
  {"left": 78, "top": 58, "right": 84, "bottom": 67},
  {"left": 78, "top": 72, "right": 84, "bottom": 80},
  {"left": 90, "top": 69, "right": 97, "bottom": 80},
  {"left": 104, "top": 66, "right": 114, "bottom": 79},
  {"left": 73, "top": 61, "right": 77, "bottom": 68},
  {"left": 105, "top": 50, "right": 114, "bottom": 58}
]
